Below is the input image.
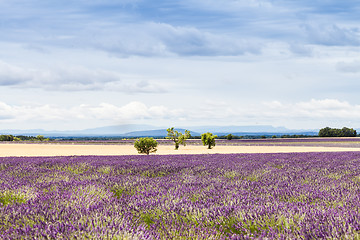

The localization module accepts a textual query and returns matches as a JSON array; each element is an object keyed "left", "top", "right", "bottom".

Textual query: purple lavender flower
[{"left": 1, "top": 152, "right": 360, "bottom": 239}]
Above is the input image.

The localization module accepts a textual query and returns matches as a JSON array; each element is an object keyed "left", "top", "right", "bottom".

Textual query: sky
[{"left": 1, "top": 0, "right": 360, "bottom": 131}]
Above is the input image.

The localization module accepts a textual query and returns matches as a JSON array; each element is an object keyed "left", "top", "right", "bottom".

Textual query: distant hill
[
  {"left": 190, "top": 125, "right": 287, "bottom": 133},
  {"left": 0, "top": 124, "right": 319, "bottom": 137},
  {"left": 121, "top": 129, "right": 200, "bottom": 137},
  {"left": 188, "top": 125, "right": 318, "bottom": 137},
  {"left": 71, "top": 124, "right": 156, "bottom": 135},
  {"left": 0, "top": 124, "right": 158, "bottom": 137}
]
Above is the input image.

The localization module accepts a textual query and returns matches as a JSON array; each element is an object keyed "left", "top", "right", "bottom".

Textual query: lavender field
[
  {"left": 1, "top": 152, "right": 360, "bottom": 239},
  {"left": 41, "top": 137, "right": 360, "bottom": 148}
]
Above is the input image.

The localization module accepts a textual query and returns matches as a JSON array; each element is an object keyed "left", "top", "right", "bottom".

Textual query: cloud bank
[
  {"left": 0, "top": 60, "right": 165, "bottom": 92},
  {"left": 1, "top": 99, "right": 360, "bottom": 130},
  {"left": 1, "top": 1, "right": 360, "bottom": 130}
]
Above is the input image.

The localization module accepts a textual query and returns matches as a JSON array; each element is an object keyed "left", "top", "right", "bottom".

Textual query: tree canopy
[
  {"left": 318, "top": 127, "right": 357, "bottom": 137},
  {"left": 134, "top": 138, "right": 158, "bottom": 155},
  {"left": 166, "top": 127, "right": 191, "bottom": 150},
  {"left": 201, "top": 132, "right": 217, "bottom": 149}
]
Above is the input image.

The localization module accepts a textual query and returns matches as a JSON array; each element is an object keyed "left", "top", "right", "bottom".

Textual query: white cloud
[
  {"left": 80, "top": 101, "right": 184, "bottom": 121},
  {"left": 1, "top": 1, "right": 360, "bottom": 131},
  {"left": 303, "top": 24, "right": 360, "bottom": 46},
  {"left": 95, "top": 22, "right": 261, "bottom": 57},
  {"left": 288, "top": 42, "right": 313, "bottom": 56},
  {"left": 262, "top": 99, "right": 360, "bottom": 120},
  {"left": 296, "top": 99, "right": 352, "bottom": 111},
  {"left": 336, "top": 60, "right": 360, "bottom": 73},
  {"left": 0, "top": 102, "right": 14, "bottom": 120},
  {"left": 1, "top": 99, "right": 360, "bottom": 130},
  {"left": 180, "top": 98, "right": 360, "bottom": 127},
  {"left": 263, "top": 100, "right": 284, "bottom": 109},
  {"left": 0, "top": 60, "right": 165, "bottom": 92},
  {"left": 180, "top": 0, "right": 276, "bottom": 13},
  {"left": 0, "top": 101, "right": 184, "bottom": 126}
]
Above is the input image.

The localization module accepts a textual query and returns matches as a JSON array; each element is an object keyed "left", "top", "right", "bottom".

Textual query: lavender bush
[{"left": 1, "top": 152, "right": 360, "bottom": 239}]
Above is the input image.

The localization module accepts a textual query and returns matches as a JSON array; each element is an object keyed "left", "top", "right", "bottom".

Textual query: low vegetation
[
  {"left": 0, "top": 135, "right": 50, "bottom": 142},
  {"left": 226, "top": 134, "right": 233, "bottom": 140},
  {"left": 134, "top": 137, "right": 158, "bottom": 155}
]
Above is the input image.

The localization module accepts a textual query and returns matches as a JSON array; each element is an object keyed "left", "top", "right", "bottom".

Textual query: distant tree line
[
  {"left": 217, "top": 134, "right": 317, "bottom": 139},
  {"left": 318, "top": 127, "right": 357, "bottom": 137},
  {"left": 0, "top": 135, "right": 51, "bottom": 141},
  {"left": 0, "top": 135, "right": 15, "bottom": 141},
  {"left": 217, "top": 134, "right": 243, "bottom": 139},
  {"left": 279, "top": 134, "right": 316, "bottom": 139}
]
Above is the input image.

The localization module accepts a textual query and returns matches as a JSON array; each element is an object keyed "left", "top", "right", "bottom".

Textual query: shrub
[
  {"left": 134, "top": 138, "right": 158, "bottom": 155},
  {"left": 226, "top": 134, "right": 233, "bottom": 140},
  {"left": 201, "top": 132, "right": 217, "bottom": 149},
  {"left": 36, "top": 135, "right": 45, "bottom": 141}
]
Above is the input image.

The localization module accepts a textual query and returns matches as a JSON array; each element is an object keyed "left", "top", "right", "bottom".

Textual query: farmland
[
  {"left": 1, "top": 138, "right": 360, "bottom": 157},
  {"left": 1, "top": 152, "right": 360, "bottom": 239}
]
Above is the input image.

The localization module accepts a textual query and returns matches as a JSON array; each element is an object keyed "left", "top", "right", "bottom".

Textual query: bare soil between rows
[{"left": 1, "top": 143, "right": 360, "bottom": 157}]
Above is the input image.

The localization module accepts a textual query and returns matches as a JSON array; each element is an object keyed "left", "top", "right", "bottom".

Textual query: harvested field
[{"left": 1, "top": 142, "right": 360, "bottom": 157}]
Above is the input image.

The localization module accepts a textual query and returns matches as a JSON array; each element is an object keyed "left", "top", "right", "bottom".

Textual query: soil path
[{"left": 1, "top": 143, "right": 360, "bottom": 157}]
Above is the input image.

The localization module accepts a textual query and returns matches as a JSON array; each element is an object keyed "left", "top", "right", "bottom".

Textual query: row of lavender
[
  {"left": 1, "top": 152, "right": 360, "bottom": 239},
  {"left": 160, "top": 138, "right": 360, "bottom": 147}
]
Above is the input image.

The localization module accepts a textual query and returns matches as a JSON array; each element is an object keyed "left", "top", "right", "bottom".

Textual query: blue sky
[{"left": 0, "top": 0, "right": 360, "bottom": 131}]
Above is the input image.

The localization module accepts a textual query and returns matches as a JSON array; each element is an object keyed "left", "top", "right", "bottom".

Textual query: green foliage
[
  {"left": 64, "top": 164, "right": 89, "bottom": 174},
  {"left": 14, "top": 135, "right": 37, "bottom": 141},
  {"left": 0, "top": 192, "right": 26, "bottom": 206},
  {"left": 166, "top": 127, "right": 191, "bottom": 150},
  {"left": 0, "top": 135, "right": 14, "bottom": 141},
  {"left": 218, "top": 135, "right": 243, "bottom": 139},
  {"left": 201, "top": 132, "right": 217, "bottom": 149},
  {"left": 36, "top": 135, "right": 45, "bottom": 141},
  {"left": 134, "top": 137, "right": 158, "bottom": 155},
  {"left": 138, "top": 209, "right": 164, "bottom": 228},
  {"left": 141, "top": 170, "right": 170, "bottom": 178},
  {"left": 280, "top": 134, "right": 315, "bottom": 138},
  {"left": 0, "top": 135, "right": 51, "bottom": 141},
  {"left": 319, "top": 127, "right": 357, "bottom": 137},
  {"left": 226, "top": 134, "right": 233, "bottom": 140},
  {"left": 111, "top": 187, "right": 135, "bottom": 198}
]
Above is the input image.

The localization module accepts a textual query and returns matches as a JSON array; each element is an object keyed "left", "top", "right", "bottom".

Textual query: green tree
[
  {"left": 166, "top": 127, "right": 191, "bottom": 150},
  {"left": 341, "top": 127, "right": 357, "bottom": 137},
  {"left": 319, "top": 127, "right": 334, "bottom": 137},
  {"left": 226, "top": 134, "right": 233, "bottom": 140},
  {"left": 201, "top": 132, "right": 217, "bottom": 149},
  {"left": 319, "top": 127, "right": 357, "bottom": 137},
  {"left": 134, "top": 138, "right": 158, "bottom": 155},
  {"left": 36, "top": 135, "right": 45, "bottom": 141},
  {"left": 13, "top": 137, "right": 21, "bottom": 141},
  {"left": 0, "top": 135, "right": 14, "bottom": 141}
]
